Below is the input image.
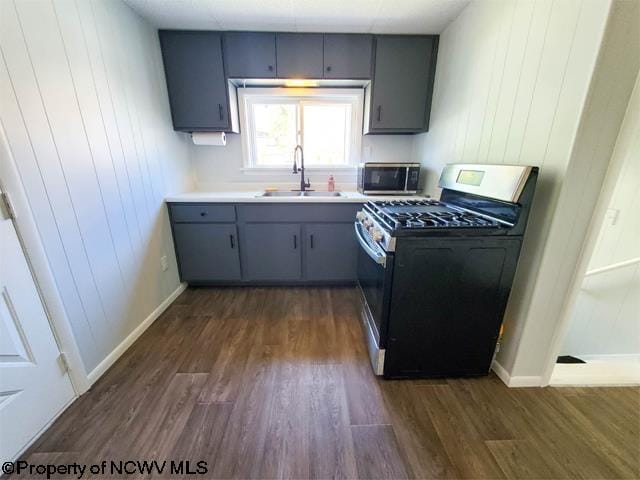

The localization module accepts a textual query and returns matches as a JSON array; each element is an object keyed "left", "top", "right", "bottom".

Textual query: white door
[{"left": 0, "top": 188, "right": 75, "bottom": 461}]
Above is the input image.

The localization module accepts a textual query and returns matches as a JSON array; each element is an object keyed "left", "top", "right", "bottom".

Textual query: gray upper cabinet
[
  {"left": 159, "top": 30, "right": 438, "bottom": 134},
  {"left": 242, "top": 223, "right": 302, "bottom": 281},
  {"left": 364, "top": 35, "right": 439, "bottom": 134},
  {"left": 159, "top": 31, "right": 237, "bottom": 132},
  {"left": 172, "top": 223, "right": 241, "bottom": 282},
  {"left": 223, "top": 32, "right": 276, "bottom": 78},
  {"left": 306, "top": 223, "right": 358, "bottom": 281},
  {"left": 276, "top": 33, "right": 324, "bottom": 78},
  {"left": 323, "top": 34, "right": 373, "bottom": 79}
]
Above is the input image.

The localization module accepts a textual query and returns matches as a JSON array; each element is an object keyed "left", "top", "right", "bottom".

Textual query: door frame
[
  {"left": 0, "top": 124, "right": 89, "bottom": 395},
  {"left": 540, "top": 72, "right": 640, "bottom": 387}
]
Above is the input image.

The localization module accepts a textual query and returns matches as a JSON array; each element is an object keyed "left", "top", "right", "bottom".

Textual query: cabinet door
[
  {"left": 159, "top": 31, "right": 230, "bottom": 131},
  {"left": 306, "top": 223, "right": 358, "bottom": 281},
  {"left": 366, "top": 36, "right": 438, "bottom": 133},
  {"left": 323, "top": 34, "right": 373, "bottom": 79},
  {"left": 223, "top": 32, "right": 276, "bottom": 78},
  {"left": 243, "top": 224, "right": 301, "bottom": 281},
  {"left": 276, "top": 33, "right": 324, "bottom": 78},
  {"left": 173, "top": 224, "right": 241, "bottom": 282}
]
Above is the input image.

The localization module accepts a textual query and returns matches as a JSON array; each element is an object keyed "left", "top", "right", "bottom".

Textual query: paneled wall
[
  {"left": 562, "top": 76, "right": 640, "bottom": 357},
  {"left": 562, "top": 264, "right": 639, "bottom": 356},
  {"left": 0, "top": 0, "right": 193, "bottom": 373},
  {"left": 415, "top": 0, "right": 640, "bottom": 379},
  {"left": 588, "top": 101, "right": 640, "bottom": 272}
]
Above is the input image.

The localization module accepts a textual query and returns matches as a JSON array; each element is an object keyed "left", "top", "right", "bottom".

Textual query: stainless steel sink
[
  {"left": 257, "top": 191, "right": 342, "bottom": 197},
  {"left": 302, "top": 191, "right": 342, "bottom": 197},
  {"left": 257, "top": 191, "right": 303, "bottom": 197}
]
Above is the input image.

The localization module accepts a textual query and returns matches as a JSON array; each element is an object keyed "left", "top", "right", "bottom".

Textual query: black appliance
[
  {"left": 355, "top": 163, "right": 538, "bottom": 378},
  {"left": 357, "top": 162, "right": 420, "bottom": 194}
]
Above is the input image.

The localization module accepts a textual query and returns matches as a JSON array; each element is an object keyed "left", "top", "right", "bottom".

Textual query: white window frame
[{"left": 238, "top": 88, "right": 363, "bottom": 172}]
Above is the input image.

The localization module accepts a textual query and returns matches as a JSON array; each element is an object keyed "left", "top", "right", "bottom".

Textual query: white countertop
[{"left": 165, "top": 191, "right": 428, "bottom": 203}]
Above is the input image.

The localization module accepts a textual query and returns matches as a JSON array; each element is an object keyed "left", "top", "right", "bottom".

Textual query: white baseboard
[
  {"left": 507, "top": 375, "right": 544, "bottom": 387},
  {"left": 491, "top": 360, "right": 543, "bottom": 387},
  {"left": 87, "top": 283, "right": 187, "bottom": 385},
  {"left": 491, "top": 359, "right": 511, "bottom": 385},
  {"left": 579, "top": 353, "right": 640, "bottom": 363},
  {"left": 550, "top": 359, "right": 640, "bottom": 386}
]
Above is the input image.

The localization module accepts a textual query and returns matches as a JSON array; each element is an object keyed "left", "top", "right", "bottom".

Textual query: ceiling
[{"left": 124, "top": 0, "right": 470, "bottom": 34}]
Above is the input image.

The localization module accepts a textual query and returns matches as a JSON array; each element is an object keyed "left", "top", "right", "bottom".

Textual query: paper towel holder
[{"left": 191, "top": 132, "right": 226, "bottom": 146}]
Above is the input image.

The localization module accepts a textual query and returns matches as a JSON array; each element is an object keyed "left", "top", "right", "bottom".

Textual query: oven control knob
[
  {"left": 356, "top": 211, "right": 366, "bottom": 221},
  {"left": 371, "top": 228, "right": 384, "bottom": 242}
]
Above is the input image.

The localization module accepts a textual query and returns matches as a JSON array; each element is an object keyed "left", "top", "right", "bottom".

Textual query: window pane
[
  {"left": 303, "top": 103, "right": 351, "bottom": 166},
  {"left": 252, "top": 103, "right": 297, "bottom": 166}
]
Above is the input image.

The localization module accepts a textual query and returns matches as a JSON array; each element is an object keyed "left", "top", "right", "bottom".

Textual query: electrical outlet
[{"left": 160, "top": 255, "right": 168, "bottom": 272}]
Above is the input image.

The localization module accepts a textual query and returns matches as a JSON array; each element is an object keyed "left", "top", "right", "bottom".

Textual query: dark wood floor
[{"left": 19, "top": 287, "right": 640, "bottom": 479}]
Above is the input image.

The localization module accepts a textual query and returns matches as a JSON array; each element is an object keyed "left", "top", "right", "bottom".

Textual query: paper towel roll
[{"left": 191, "top": 132, "right": 226, "bottom": 146}]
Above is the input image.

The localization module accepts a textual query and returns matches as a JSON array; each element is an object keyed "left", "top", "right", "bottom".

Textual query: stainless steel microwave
[{"left": 357, "top": 163, "right": 420, "bottom": 194}]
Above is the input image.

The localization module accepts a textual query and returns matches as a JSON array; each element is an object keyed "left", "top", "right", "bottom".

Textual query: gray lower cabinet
[
  {"left": 172, "top": 223, "right": 241, "bottom": 281},
  {"left": 169, "top": 203, "right": 359, "bottom": 284},
  {"left": 306, "top": 223, "right": 358, "bottom": 281},
  {"left": 242, "top": 223, "right": 302, "bottom": 281},
  {"left": 364, "top": 35, "right": 439, "bottom": 134}
]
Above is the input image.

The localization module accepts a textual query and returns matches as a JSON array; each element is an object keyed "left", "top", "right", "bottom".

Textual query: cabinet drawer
[
  {"left": 170, "top": 204, "right": 236, "bottom": 223},
  {"left": 239, "top": 204, "right": 359, "bottom": 223}
]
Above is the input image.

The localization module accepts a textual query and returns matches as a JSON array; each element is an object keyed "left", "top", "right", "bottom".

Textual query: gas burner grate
[
  {"left": 373, "top": 199, "right": 442, "bottom": 208},
  {"left": 370, "top": 204, "right": 501, "bottom": 230}
]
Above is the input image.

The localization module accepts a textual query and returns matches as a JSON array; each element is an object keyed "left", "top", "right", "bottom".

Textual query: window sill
[{"left": 240, "top": 166, "right": 357, "bottom": 175}]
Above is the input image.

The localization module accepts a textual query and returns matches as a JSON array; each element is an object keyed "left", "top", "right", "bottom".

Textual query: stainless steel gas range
[{"left": 354, "top": 163, "right": 538, "bottom": 379}]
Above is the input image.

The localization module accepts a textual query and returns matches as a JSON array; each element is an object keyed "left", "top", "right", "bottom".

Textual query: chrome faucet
[{"left": 292, "top": 144, "right": 311, "bottom": 192}]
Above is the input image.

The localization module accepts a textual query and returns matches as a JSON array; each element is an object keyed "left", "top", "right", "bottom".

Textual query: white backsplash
[{"left": 191, "top": 133, "right": 416, "bottom": 191}]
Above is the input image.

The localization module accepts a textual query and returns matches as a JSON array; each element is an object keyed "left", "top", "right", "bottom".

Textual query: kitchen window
[{"left": 238, "top": 88, "right": 363, "bottom": 170}]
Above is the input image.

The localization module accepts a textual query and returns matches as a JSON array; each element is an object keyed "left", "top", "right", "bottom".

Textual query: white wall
[
  {"left": 588, "top": 108, "right": 640, "bottom": 273},
  {"left": 192, "top": 126, "right": 416, "bottom": 191},
  {"left": 414, "top": 0, "right": 640, "bottom": 380},
  {"left": 561, "top": 75, "right": 640, "bottom": 357},
  {"left": 0, "top": 0, "right": 193, "bottom": 373}
]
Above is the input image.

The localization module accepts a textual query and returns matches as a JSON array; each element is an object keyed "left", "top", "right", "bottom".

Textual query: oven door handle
[{"left": 354, "top": 222, "right": 387, "bottom": 268}]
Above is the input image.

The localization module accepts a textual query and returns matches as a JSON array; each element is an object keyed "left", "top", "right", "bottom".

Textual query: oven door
[
  {"left": 354, "top": 222, "right": 393, "bottom": 348},
  {"left": 362, "top": 165, "right": 408, "bottom": 193}
]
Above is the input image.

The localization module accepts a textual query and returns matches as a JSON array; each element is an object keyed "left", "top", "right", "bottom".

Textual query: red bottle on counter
[{"left": 327, "top": 175, "right": 335, "bottom": 192}]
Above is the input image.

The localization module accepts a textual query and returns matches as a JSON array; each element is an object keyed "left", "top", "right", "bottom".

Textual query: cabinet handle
[
  {"left": 376, "top": 105, "right": 382, "bottom": 122},
  {"left": 310, "top": 234, "right": 314, "bottom": 249},
  {"left": 326, "top": 65, "right": 332, "bottom": 72},
  {"left": 268, "top": 65, "right": 274, "bottom": 71},
  {"left": 229, "top": 234, "right": 235, "bottom": 249},
  {"left": 293, "top": 234, "right": 297, "bottom": 249},
  {"left": 218, "top": 104, "right": 224, "bottom": 120},
  {"left": 200, "top": 211, "right": 207, "bottom": 217}
]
